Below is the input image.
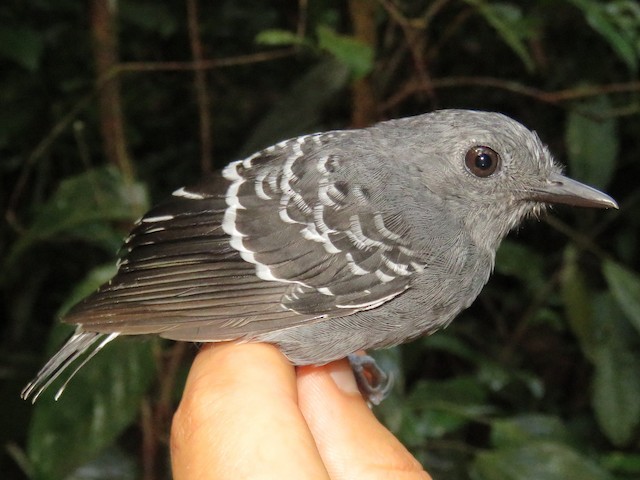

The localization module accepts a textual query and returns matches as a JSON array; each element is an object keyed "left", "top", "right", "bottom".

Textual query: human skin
[{"left": 171, "top": 343, "right": 431, "bottom": 480}]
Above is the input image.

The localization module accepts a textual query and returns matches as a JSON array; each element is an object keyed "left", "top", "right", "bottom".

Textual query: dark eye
[{"left": 465, "top": 146, "right": 501, "bottom": 177}]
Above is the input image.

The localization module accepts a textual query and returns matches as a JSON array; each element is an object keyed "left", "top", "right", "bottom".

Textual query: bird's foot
[{"left": 347, "top": 353, "right": 393, "bottom": 406}]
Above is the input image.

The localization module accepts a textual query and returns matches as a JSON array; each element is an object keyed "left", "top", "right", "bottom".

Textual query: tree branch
[
  {"left": 186, "top": 0, "right": 213, "bottom": 173},
  {"left": 90, "top": 0, "right": 134, "bottom": 181}
]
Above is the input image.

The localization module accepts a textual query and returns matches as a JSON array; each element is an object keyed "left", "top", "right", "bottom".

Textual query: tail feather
[{"left": 21, "top": 330, "right": 119, "bottom": 403}]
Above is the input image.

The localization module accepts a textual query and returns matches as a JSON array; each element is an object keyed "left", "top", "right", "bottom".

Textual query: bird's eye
[{"left": 465, "top": 146, "right": 500, "bottom": 177}]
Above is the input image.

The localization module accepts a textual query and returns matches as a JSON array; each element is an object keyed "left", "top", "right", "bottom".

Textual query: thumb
[{"left": 297, "top": 360, "right": 432, "bottom": 480}]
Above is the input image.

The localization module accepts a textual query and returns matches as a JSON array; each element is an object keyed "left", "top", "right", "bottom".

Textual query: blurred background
[{"left": 2, "top": 1, "right": 639, "bottom": 479}]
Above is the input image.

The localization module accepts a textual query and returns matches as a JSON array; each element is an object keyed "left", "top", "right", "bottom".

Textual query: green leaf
[
  {"left": 422, "top": 332, "right": 480, "bottom": 362},
  {"left": 471, "top": 442, "right": 614, "bottom": 480},
  {"left": 119, "top": 2, "right": 178, "bottom": 37},
  {"left": 423, "top": 332, "right": 544, "bottom": 398},
  {"left": 601, "top": 451, "right": 640, "bottom": 476},
  {"left": 476, "top": 360, "right": 544, "bottom": 398},
  {"left": 592, "top": 345, "right": 640, "bottom": 446},
  {"left": 6, "top": 167, "right": 148, "bottom": 268},
  {"left": 26, "top": 264, "right": 156, "bottom": 479},
  {"left": 48, "top": 264, "right": 118, "bottom": 349},
  {"left": 316, "top": 25, "right": 374, "bottom": 79},
  {"left": 463, "top": 1, "right": 536, "bottom": 72},
  {"left": 602, "top": 260, "right": 640, "bottom": 335},
  {"left": 490, "top": 415, "right": 572, "bottom": 449},
  {"left": 406, "top": 377, "right": 492, "bottom": 439},
  {"left": 560, "top": 246, "right": 596, "bottom": 361},
  {"left": 27, "top": 336, "right": 156, "bottom": 480},
  {"left": 591, "top": 294, "right": 640, "bottom": 446},
  {"left": 568, "top": 0, "right": 639, "bottom": 72},
  {"left": 565, "top": 96, "right": 618, "bottom": 189},
  {"left": 57, "top": 265, "right": 116, "bottom": 313},
  {"left": 65, "top": 446, "right": 138, "bottom": 480},
  {"left": 0, "top": 26, "right": 44, "bottom": 71},
  {"left": 255, "top": 29, "right": 309, "bottom": 47},
  {"left": 495, "top": 240, "right": 544, "bottom": 290}
]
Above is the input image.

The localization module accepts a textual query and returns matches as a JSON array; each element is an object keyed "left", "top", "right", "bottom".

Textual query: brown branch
[
  {"left": 186, "top": 0, "right": 213, "bottom": 173},
  {"left": 5, "top": 92, "right": 96, "bottom": 232},
  {"left": 4, "top": 48, "right": 296, "bottom": 232},
  {"left": 90, "top": 0, "right": 134, "bottom": 181},
  {"left": 423, "top": 0, "right": 453, "bottom": 31},
  {"left": 297, "top": 0, "right": 308, "bottom": 38},
  {"left": 156, "top": 342, "right": 189, "bottom": 429},
  {"left": 425, "top": 8, "right": 473, "bottom": 63},
  {"left": 499, "top": 269, "right": 563, "bottom": 364},
  {"left": 117, "top": 48, "right": 297, "bottom": 73},
  {"left": 381, "top": 76, "right": 640, "bottom": 112},
  {"left": 378, "top": 0, "right": 435, "bottom": 101},
  {"left": 349, "top": 0, "right": 379, "bottom": 127},
  {"left": 140, "top": 398, "right": 156, "bottom": 480}
]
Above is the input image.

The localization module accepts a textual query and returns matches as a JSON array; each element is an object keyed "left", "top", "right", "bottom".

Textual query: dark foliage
[{"left": 2, "top": 1, "right": 639, "bottom": 479}]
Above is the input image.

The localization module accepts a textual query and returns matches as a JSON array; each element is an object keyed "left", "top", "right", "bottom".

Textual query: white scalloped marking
[
  {"left": 316, "top": 155, "right": 330, "bottom": 174},
  {"left": 142, "top": 215, "right": 174, "bottom": 223},
  {"left": 373, "top": 213, "right": 402, "bottom": 241},
  {"left": 345, "top": 252, "right": 369, "bottom": 275},
  {"left": 375, "top": 269, "right": 395, "bottom": 283},
  {"left": 143, "top": 227, "right": 166, "bottom": 234},
  {"left": 254, "top": 170, "right": 271, "bottom": 200},
  {"left": 382, "top": 255, "right": 410, "bottom": 276},
  {"left": 336, "top": 287, "right": 408, "bottom": 310},
  {"left": 172, "top": 187, "right": 205, "bottom": 199},
  {"left": 318, "top": 183, "right": 335, "bottom": 207}
]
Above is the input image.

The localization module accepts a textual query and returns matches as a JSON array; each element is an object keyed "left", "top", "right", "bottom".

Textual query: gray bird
[{"left": 22, "top": 110, "right": 617, "bottom": 403}]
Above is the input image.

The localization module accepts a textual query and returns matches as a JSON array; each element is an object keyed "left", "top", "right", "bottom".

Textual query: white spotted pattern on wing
[
  {"left": 143, "top": 227, "right": 166, "bottom": 234},
  {"left": 221, "top": 130, "right": 422, "bottom": 316},
  {"left": 223, "top": 136, "right": 317, "bottom": 287},
  {"left": 318, "top": 287, "right": 334, "bottom": 296},
  {"left": 300, "top": 222, "right": 324, "bottom": 242},
  {"left": 316, "top": 155, "right": 330, "bottom": 174},
  {"left": 115, "top": 258, "right": 129, "bottom": 268},
  {"left": 410, "top": 261, "right": 425, "bottom": 272},
  {"left": 336, "top": 287, "right": 409, "bottom": 310},
  {"left": 279, "top": 136, "right": 311, "bottom": 224},
  {"left": 279, "top": 206, "right": 299, "bottom": 224},
  {"left": 346, "top": 252, "right": 369, "bottom": 275},
  {"left": 172, "top": 186, "right": 205, "bottom": 200},
  {"left": 313, "top": 205, "right": 331, "bottom": 234},
  {"left": 142, "top": 215, "right": 174, "bottom": 223},
  {"left": 318, "top": 182, "right": 335, "bottom": 207},
  {"left": 222, "top": 161, "right": 247, "bottom": 252},
  {"left": 300, "top": 221, "right": 341, "bottom": 254},
  {"left": 375, "top": 269, "right": 395, "bottom": 283},
  {"left": 374, "top": 213, "right": 402, "bottom": 241},
  {"left": 254, "top": 170, "right": 271, "bottom": 200},
  {"left": 345, "top": 215, "right": 387, "bottom": 250},
  {"left": 382, "top": 255, "right": 410, "bottom": 275}
]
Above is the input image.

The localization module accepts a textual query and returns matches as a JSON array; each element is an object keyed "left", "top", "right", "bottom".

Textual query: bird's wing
[
  {"left": 65, "top": 177, "right": 305, "bottom": 338},
  {"left": 65, "top": 132, "right": 425, "bottom": 340}
]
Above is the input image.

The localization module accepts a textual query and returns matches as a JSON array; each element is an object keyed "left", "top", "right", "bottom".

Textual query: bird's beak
[{"left": 527, "top": 172, "right": 618, "bottom": 209}]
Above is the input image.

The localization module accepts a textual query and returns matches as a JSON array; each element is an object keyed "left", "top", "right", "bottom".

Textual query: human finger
[
  {"left": 297, "top": 359, "right": 431, "bottom": 480},
  {"left": 171, "top": 343, "right": 330, "bottom": 480}
]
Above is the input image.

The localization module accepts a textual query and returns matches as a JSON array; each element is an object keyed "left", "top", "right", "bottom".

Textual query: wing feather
[{"left": 65, "top": 132, "right": 426, "bottom": 341}]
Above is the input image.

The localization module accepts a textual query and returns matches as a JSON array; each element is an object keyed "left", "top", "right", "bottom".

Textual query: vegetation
[{"left": 2, "top": 1, "right": 639, "bottom": 479}]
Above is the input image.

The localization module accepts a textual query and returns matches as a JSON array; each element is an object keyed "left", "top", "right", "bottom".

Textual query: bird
[{"left": 22, "top": 109, "right": 618, "bottom": 403}]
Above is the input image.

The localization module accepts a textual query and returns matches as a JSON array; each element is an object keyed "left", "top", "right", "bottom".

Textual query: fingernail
[{"left": 329, "top": 361, "right": 360, "bottom": 397}]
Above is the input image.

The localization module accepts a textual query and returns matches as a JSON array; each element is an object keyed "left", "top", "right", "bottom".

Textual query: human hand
[{"left": 171, "top": 342, "right": 431, "bottom": 479}]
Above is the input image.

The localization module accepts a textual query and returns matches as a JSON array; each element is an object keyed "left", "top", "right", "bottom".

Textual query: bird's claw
[{"left": 348, "top": 353, "right": 394, "bottom": 406}]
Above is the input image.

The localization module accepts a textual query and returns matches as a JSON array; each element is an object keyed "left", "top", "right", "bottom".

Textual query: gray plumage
[{"left": 22, "top": 110, "right": 617, "bottom": 401}]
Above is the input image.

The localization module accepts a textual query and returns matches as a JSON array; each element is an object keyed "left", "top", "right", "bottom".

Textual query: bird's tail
[{"left": 21, "top": 330, "right": 119, "bottom": 403}]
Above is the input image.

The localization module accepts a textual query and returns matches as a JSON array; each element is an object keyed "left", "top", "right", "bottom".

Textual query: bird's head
[{"left": 381, "top": 110, "right": 617, "bottom": 251}]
